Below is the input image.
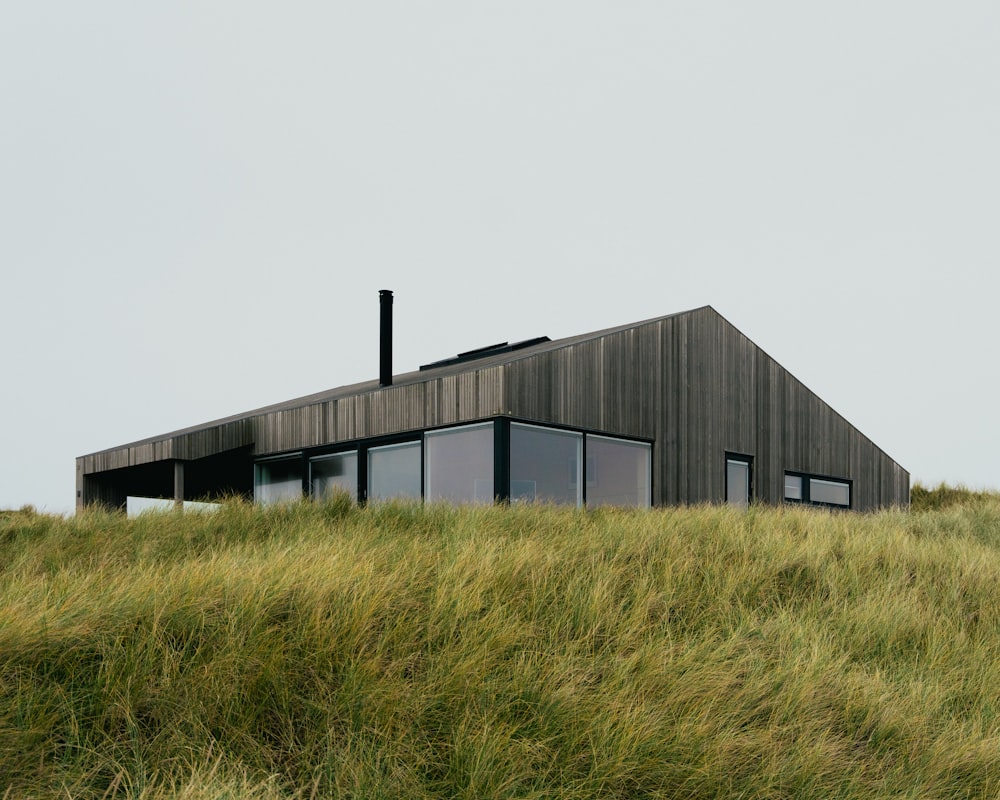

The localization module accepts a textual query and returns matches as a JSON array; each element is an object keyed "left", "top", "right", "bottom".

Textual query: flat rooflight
[{"left": 419, "top": 336, "right": 551, "bottom": 371}]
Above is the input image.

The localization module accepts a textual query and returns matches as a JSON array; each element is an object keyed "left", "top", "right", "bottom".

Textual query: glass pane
[
  {"left": 254, "top": 458, "right": 303, "bottom": 504},
  {"left": 586, "top": 435, "right": 651, "bottom": 507},
  {"left": 810, "top": 478, "right": 850, "bottom": 507},
  {"left": 368, "top": 441, "right": 421, "bottom": 501},
  {"left": 784, "top": 474, "right": 803, "bottom": 501},
  {"left": 310, "top": 452, "right": 357, "bottom": 501},
  {"left": 127, "top": 497, "right": 220, "bottom": 516},
  {"left": 510, "top": 423, "right": 583, "bottom": 506},
  {"left": 726, "top": 459, "right": 750, "bottom": 508},
  {"left": 425, "top": 423, "right": 494, "bottom": 504}
]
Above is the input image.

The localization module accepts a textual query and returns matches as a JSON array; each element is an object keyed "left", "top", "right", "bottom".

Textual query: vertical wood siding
[
  {"left": 249, "top": 367, "right": 505, "bottom": 455},
  {"left": 499, "top": 306, "right": 907, "bottom": 510}
]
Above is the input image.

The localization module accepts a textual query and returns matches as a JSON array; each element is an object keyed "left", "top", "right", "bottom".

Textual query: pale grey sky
[{"left": 2, "top": 2, "right": 997, "bottom": 513}]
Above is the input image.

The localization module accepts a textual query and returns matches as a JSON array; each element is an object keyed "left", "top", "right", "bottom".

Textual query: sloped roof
[{"left": 80, "top": 306, "right": 707, "bottom": 456}]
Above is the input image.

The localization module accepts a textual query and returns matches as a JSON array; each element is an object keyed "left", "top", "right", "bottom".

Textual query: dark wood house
[{"left": 76, "top": 298, "right": 909, "bottom": 512}]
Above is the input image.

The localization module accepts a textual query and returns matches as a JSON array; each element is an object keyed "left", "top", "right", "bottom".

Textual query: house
[{"left": 76, "top": 293, "right": 908, "bottom": 512}]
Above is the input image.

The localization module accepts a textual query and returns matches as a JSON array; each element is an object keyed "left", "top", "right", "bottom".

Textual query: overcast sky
[{"left": 2, "top": 2, "right": 998, "bottom": 513}]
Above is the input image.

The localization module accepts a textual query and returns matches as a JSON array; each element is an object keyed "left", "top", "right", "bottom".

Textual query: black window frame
[
  {"left": 308, "top": 449, "right": 360, "bottom": 502},
  {"left": 362, "top": 436, "right": 424, "bottom": 504},
  {"left": 725, "top": 452, "right": 754, "bottom": 507},
  {"left": 253, "top": 451, "right": 306, "bottom": 504},
  {"left": 784, "top": 470, "right": 852, "bottom": 510},
  {"left": 251, "top": 415, "right": 653, "bottom": 508}
]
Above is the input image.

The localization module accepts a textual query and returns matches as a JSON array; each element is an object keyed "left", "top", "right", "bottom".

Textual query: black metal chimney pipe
[{"left": 379, "top": 289, "right": 393, "bottom": 387}]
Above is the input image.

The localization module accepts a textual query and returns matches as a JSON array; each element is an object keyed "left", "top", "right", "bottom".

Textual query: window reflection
[
  {"left": 510, "top": 423, "right": 583, "bottom": 506},
  {"left": 588, "top": 435, "right": 651, "bottom": 507},
  {"left": 310, "top": 452, "right": 357, "bottom": 501},
  {"left": 368, "top": 441, "right": 421, "bottom": 501},
  {"left": 809, "top": 478, "right": 850, "bottom": 507},
  {"left": 424, "top": 423, "right": 494, "bottom": 504},
  {"left": 254, "top": 457, "right": 302, "bottom": 504}
]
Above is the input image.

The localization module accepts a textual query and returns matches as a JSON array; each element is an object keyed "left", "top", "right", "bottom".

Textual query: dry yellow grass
[{"left": 2, "top": 495, "right": 999, "bottom": 798}]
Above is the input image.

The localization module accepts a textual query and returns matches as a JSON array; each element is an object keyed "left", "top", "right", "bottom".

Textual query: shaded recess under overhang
[{"left": 81, "top": 446, "right": 255, "bottom": 510}]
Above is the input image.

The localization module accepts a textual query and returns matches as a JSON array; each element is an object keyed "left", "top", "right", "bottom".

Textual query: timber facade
[{"left": 77, "top": 305, "right": 909, "bottom": 512}]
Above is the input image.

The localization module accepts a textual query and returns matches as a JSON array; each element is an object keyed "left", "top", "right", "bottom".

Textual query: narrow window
[
  {"left": 726, "top": 455, "right": 752, "bottom": 508},
  {"left": 809, "top": 478, "right": 850, "bottom": 507},
  {"left": 784, "top": 471, "right": 851, "bottom": 508}
]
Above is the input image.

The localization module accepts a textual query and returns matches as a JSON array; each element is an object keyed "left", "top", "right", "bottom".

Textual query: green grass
[{"left": 2, "top": 494, "right": 1000, "bottom": 798}]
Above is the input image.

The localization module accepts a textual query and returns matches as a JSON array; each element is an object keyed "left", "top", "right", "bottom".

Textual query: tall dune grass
[
  {"left": 2, "top": 496, "right": 1000, "bottom": 798},
  {"left": 910, "top": 481, "right": 1000, "bottom": 511}
]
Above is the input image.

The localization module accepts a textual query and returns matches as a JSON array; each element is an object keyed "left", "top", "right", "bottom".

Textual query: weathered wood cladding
[
  {"left": 706, "top": 309, "right": 906, "bottom": 509},
  {"left": 80, "top": 369, "right": 507, "bottom": 492},
  {"left": 78, "top": 306, "right": 908, "bottom": 511},
  {"left": 501, "top": 327, "right": 659, "bottom": 438},
  {"left": 78, "top": 446, "right": 254, "bottom": 510},
  {"left": 499, "top": 306, "right": 907, "bottom": 510},
  {"left": 251, "top": 365, "right": 504, "bottom": 456},
  {"left": 79, "top": 419, "right": 254, "bottom": 475},
  {"left": 77, "top": 415, "right": 271, "bottom": 505}
]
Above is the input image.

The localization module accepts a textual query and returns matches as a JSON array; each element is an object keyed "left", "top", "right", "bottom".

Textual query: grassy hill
[{"left": 2, "top": 494, "right": 1000, "bottom": 798}]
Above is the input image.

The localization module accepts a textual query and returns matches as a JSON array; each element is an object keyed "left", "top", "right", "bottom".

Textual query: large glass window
[
  {"left": 368, "top": 441, "right": 421, "bottom": 501},
  {"left": 254, "top": 456, "right": 303, "bottom": 504},
  {"left": 510, "top": 423, "right": 583, "bottom": 506},
  {"left": 586, "top": 435, "right": 651, "bottom": 507},
  {"left": 310, "top": 452, "right": 358, "bottom": 501},
  {"left": 424, "top": 423, "right": 494, "bottom": 504},
  {"left": 726, "top": 456, "right": 752, "bottom": 508}
]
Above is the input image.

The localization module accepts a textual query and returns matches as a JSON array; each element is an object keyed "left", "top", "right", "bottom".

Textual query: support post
[
  {"left": 174, "top": 461, "right": 185, "bottom": 510},
  {"left": 494, "top": 418, "right": 510, "bottom": 503}
]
